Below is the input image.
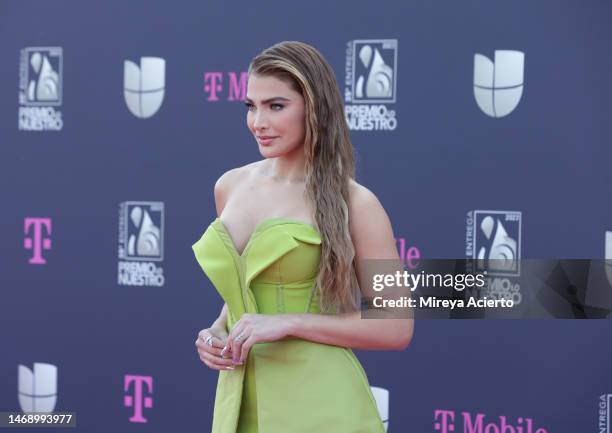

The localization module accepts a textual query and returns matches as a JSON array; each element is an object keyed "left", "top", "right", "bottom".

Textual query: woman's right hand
[{"left": 195, "top": 325, "right": 235, "bottom": 371}]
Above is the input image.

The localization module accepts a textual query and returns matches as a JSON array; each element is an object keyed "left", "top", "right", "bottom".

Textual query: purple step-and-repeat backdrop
[{"left": 1, "top": 1, "right": 612, "bottom": 432}]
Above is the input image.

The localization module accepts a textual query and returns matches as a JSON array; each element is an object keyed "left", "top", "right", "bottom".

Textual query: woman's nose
[{"left": 253, "top": 111, "right": 269, "bottom": 130}]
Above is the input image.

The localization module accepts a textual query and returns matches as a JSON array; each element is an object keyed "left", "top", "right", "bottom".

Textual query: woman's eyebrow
[{"left": 244, "top": 96, "right": 291, "bottom": 104}]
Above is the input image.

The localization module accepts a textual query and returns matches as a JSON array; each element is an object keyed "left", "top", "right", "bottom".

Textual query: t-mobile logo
[
  {"left": 435, "top": 410, "right": 456, "bottom": 432},
  {"left": 434, "top": 408, "right": 548, "bottom": 433},
  {"left": 24, "top": 217, "right": 52, "bottom": 264},
  {"left": 203, "top": 72, "right": 247, "bottom": 101},
  {"left": 123, "top": 375, "right": 153, "bottom": 423}
]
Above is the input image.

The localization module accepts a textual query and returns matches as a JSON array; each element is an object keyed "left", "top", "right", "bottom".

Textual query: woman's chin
[
  {"left": 259, "top": 146, "right": 284, "bottom": 159},
  {"left": 258, "top": 142, "right": 303, "bottom": 159}
]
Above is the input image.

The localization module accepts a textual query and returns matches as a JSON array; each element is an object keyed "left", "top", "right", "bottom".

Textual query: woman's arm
[
  {"left": 287, "top": 182, "right": 413, "bottom": 350},
  {"left": 212, "top": 303, "right": 229, "bottom": 331},
  {"left": 195, "top": 169, "right": 236, "bottom": 370},
  {"left": 226, "top": 183, "right": 414, "bottom": 364},
  {"left": 286, "top": 310, "right": 410, "bottom": 351},
  {"left": 210, "top": 168, "right": 242, "bottom": 332}
]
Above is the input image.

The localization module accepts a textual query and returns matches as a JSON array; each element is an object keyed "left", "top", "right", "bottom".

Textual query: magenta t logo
[
  {"left": 434, "top": 409, "right": 456, "bottom": 432},
  {"left": 203, "top": 72, "right": 223, "bottom": 101},
  {"left": 124, "top": 375, "right": 153, "bottom": 423},
  {"left": 24, "top": 218, "right": 52, "bottom": 264}
]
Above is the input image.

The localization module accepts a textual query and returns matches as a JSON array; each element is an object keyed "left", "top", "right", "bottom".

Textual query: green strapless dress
[{"left": 192, "top": 218, "right": 386, "bottom": 433}]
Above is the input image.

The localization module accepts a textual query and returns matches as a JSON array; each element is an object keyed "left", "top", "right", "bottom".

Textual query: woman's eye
[
  {"left": 271, "top": 104, "right": 284, "bottom": 111},
  {"left": 245, "top": 102, "right": 255, "bottom": 112}
]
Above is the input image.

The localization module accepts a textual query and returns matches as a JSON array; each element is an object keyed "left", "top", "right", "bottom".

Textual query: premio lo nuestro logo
[
  {"left": 473, "top": 50, "right": 525, "bottom": 118},
  {"left": 18, "top": 47, "right": 63, "bottom": 131},
  {"left": 124, "top": 57, "right": 166, "bottom": 119},
  {"left": 118, "top": 201, "right": 165, "bottom": 287},
  {"left": 18, "top": 363, "right": 58, "bottom": 413},
  {"left": 344, "top": 39, "right": 398, "bottom": 131},
  {"left": 467, "top": 210, "right": 521, "bottom": 276},
  {"left": 466, "top": 210, "right": 522, "bottom": 305}
]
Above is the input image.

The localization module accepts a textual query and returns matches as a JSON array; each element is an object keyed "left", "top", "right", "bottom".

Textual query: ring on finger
[
  {"left": 234, "top": 332, "right": 245, "bottom": 343},
  {"left": 204, "top": 335, "right": 214, "bottom": 347}
]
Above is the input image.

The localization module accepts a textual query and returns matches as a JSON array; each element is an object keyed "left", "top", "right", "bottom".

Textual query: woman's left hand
[{"left": 224, "top": 313, "right": 293, "bottom": 365}]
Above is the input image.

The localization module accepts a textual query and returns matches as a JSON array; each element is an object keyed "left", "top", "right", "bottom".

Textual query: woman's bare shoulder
[
  {"left": 347, "top": 179, "right": 396, "bottom": 258},
  {"left": 216, "top": 160, "right": 265, "bottom": 189},
  {"left": 348, "top": 178, "right": 380, "bottom": 210}
]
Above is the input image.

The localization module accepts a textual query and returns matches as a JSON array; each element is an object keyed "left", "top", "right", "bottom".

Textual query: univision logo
[
  {"left": 473, "top": 50, "right": 525, "bottom": 118},
  {"left": 18, "top": 363, "right": 57, "bottom": 413},
  {"left": 124, "top": 57, "right": 165, "bottom": 119},
  {"left": 371, "top": 386, "right": 389, "bottom": 431}
]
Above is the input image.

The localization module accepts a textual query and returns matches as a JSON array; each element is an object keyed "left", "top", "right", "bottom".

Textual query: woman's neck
[{"left": 264, "top": 147, "right": 306, "bottom": 183}]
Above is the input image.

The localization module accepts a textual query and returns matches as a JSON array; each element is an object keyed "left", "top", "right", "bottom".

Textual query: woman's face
[{"left": 245, "top": 73, "right": 306, "bottom": 158}]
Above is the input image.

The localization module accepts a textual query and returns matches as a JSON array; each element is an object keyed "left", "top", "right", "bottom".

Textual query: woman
[{"left": 193, "top": 41, "right": 413, "bottom": 433}]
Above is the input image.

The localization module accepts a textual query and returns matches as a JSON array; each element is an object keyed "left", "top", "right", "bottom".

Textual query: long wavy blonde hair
[{"left": 248, "top": 41, "right": 359, "bottom": 314}]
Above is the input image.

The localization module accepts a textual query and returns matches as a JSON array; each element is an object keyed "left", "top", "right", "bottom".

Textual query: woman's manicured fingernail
[{"left": 225, "top": 366, "right": 235, "bottom": 370}]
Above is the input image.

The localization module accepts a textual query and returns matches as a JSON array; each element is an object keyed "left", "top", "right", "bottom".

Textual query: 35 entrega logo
[
  {"left": 344, "top": 39, "right": 398, "bottom": 131},
  {"left": 466, "top": 210, "right": 522, "bottom": 277},
  {"left": 465, "top": 210, "right": 522, "bottom": 305},
  {"left": 18, "top": 47, "right": 63, "bottom": 131},
  {"left": 434, "top": 409, "right": 548, "bottom": 433},
  {"left": 117, "top": 201, "right": 165, "bottom": 287},
  {"left": 600, "top": 394, "right": 612, "bottom": 433}
]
